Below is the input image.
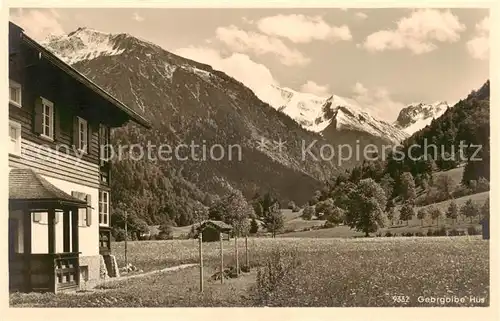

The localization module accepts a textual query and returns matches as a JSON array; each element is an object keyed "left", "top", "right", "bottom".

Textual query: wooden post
[
  {"left": 235, "top": 235, "right": 239, "bottom": 276},
  {"left": 199, "top": 232, "right": 204, "bottom": 292},
  {"left": 220, "top": 232, "right": 224, "bottom": 284},
  {"left": 71, "top": 208, "right": 79, "bottom": 253},
  {"left": 245, "top": 236, "right": 249, "bottom": 269},
  {"left": 23, "top": 210, "right": 32, "bottom": 292},
  {"left": 124, "top": 212, "right": 128, "bottom": 270},
  {"left": 63, "top": 208, "right": 70, "bottom": 252},
  {"left": 48, "top": 208, "right": 56, "bottom": 254}
]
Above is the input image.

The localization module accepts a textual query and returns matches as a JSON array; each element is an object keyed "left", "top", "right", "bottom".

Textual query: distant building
[{"left": 197, "top": 221, "right": 233, "bottom": 242}]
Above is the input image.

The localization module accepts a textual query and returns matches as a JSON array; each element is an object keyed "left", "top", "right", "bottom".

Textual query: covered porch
[{"left": 9, "top": 168, "right": 88, "bottom": 293}]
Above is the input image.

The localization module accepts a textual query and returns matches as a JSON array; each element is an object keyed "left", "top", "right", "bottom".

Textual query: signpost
[
  {"left": 199, "top": 232, "right": 203, "bottom": 292},
  {"left": 220, "top": 232, "right": 224, "bottom": 284}
]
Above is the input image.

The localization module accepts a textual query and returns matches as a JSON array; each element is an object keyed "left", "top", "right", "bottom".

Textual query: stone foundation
[{"left": 78, "top": 255, "right": 101, "bottom": 290}]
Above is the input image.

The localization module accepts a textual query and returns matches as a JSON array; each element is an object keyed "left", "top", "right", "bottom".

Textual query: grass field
[{"left": 10, "top": 236, "right": 489, "bottom": 307}]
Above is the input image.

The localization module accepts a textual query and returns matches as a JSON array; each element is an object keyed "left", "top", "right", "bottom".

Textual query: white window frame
[
  {"left": 77, "top": 117, "right": 88, "bottom": 153},
  {"left": 40, "top": 97, "right": 54, "bottom": 140},
  {"left": 99, "top": 190, "right": 109, "bottom": 226},
  {"left": 9, "top": 120, "right": 22, "bottom": 157},
  {"left": 9, "top": 80, "right": 22, "bottom": 108}
]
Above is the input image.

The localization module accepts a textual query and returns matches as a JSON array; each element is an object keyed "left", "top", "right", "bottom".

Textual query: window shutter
[
  {"left": 33, "top": 212, "right": 41, "bottom": 222},
  {"left": 34, "top": 97, "right": 43, "bottom": 134},
  {"left": 54, "top": 105, "right": 61, "bottom": 141},
  {"left": 87, "top": 122, "right": 93, "bottom": 154},
  {"left": 86, "top": 194, "right": 92, "bottom": 226},
  {"left": 72, "top": 116, "right": 80, "bottom": 149}
]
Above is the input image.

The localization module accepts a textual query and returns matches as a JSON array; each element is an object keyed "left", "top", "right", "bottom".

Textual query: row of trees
[
  {"left": 304, "top": 174, "right": 489, "bottom": 237},
  {"left": 398, "top": 198, "right": 489, "bottom": 227}
]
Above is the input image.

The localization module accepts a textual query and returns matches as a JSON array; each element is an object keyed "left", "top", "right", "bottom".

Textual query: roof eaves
[{"left": 20, "top": 33, "right": 151, "bottom": 129}]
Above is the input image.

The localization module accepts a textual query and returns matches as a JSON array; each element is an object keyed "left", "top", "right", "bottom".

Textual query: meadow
[{"left": 10, "top": 236, "right": 489, "bottom": 307}]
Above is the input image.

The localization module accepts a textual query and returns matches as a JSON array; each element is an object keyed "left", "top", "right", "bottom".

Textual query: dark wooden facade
[{"left": 8, "top": 21, "right": 150, "bottom": 292}]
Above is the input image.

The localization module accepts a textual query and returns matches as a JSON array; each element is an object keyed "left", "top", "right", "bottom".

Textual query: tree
[
  {"left": 252, "top": 201, "right": 264, "bottom": 218},
  {"left": 302, "top": 205, "right": 314, "bottom": 220},
  {"left": 133, "top": 217, "right": 150, "bottom": 240},
  {"left": 400, "top": 172, "right": 417, "bottom": 202},
  {"left": 417, "top": 207, "right": 428, "bottom": 226},
  {"left": 249, "top": 218, "right": 259, "bottom": 234},
  {"left": 446, "top": 200, "right": 459, "bottom": 225},
  {"left": 435, "top": 174, "right": 455, "bottom": 199},
  {"left": 310, "top": 190, "right": 322, "bottom": 205},
  {"left": 262, "top": 202, "right": 285, "bottom": 238},
  {"left": 209, "top": 190, "right": 252, "bottom": 236},
  {"left": 326, "top": 206, "right": 345, "bottom": 226},
  {"left": 344, "top": 178, "right": 387, "bottom": 237},
  {"left": 287, "top": 201, "right": 296, "bottom": 210},
  {"left": 157, "top": 223, "right": 174, "bottom": 240},
  {"left": 430, "top": 206, "right": 445, "bottom": 227},
  {"left": 380, "top": 174, "right": 395, "bottom": 198},
  {"left": 481, "top": 197, "right": 490, "bottom": 221},
  {"left": 315, "top": 198, "right": 335, "bottom": 220},
  {"left": 399, "top": 202, "right": 415, "bottom": 226},
  {"left": 460, "top": 199, "right": 480, "bottom": 223}
]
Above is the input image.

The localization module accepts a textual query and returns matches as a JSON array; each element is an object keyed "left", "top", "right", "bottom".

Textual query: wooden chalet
[
  {"left": 197, "top": 220, "right": 233, "bottom": 242},
  {"left": 8, "top": 21, "right": 151, "bottom": 293}
]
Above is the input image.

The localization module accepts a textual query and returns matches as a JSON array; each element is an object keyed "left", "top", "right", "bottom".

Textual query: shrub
[
  {"left": 255, "top": 248, "right": 301, "bottom": 304},
  {"left": 250, "top": 218, "right": 259, "bottom": 234},
  {"left": 477, "top": 177, "right": 490, "bottom": 192},
  {"left": 157, "top": 224, "right": 174, "bottom": 240},
  {"left": 415, "top": 232, "right": 424, "bottom": 237},
  {"left": 448, "top": 229, "right": 459, "bottom": 236},
  {"left": 385, "top": 231, "right": 393, "bottom": 237},
  {"left": 427, "top": 228, "right": 434, "bottom": 236},
  {"left": 452, "top": 185, "right": 473, "bottom": 198},
  {"left": 467, "top": 226, "right": 480, "bottom": 235},
  {"left": 323, "top": 221, "right": 336, "bottom": 229},
  {"left": 112, "top": 227, "right": 128, "bottom": 242},
  {"left": 434, "top": 227, "right": 447, "bottom": 236},
  {"left": 302, "top": 205, "right": 315, "bottom": 220}
]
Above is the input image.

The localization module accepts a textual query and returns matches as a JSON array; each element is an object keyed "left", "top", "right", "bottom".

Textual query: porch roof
[{"left": 9, "top": 168, "right": 88, "bottom": 209}]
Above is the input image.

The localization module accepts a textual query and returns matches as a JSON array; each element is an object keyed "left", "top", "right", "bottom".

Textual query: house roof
[
  {"left": 17, "top": 27, "right": 151, "bottom": 129},
  {"left": 9, "top": 168, "right": 88, "bottom": 208},
  {"left": 198, "top": 220, "right": 233, "bottom": 232}
]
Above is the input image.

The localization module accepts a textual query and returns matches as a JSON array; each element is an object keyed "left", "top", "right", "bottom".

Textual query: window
[
  {"left": 99, "top": 190, "right": 109, "bottom": 225},
  {"left": 32, "top": 211, "right": 61, "bottom": 225},
  {"left": 9, "top": 120, "right": 22, "bottom": 156},
  {"left": 41, "top": 98, "right": 54, "bottom": 140},
  {"left": 9, "top": 80, "right": 22, "bottom": 107},
  {"left": 78, "top": 208, "right": 88, "bottom": 227},
  {"left": 71, "top": 191, "right": 92, "bottom": 227},
  {"left": 99, "top": 125, "right": 110, "bottom": 161},
  {"left": 77, "top": 117, "right": 88, "bottom": 152}
]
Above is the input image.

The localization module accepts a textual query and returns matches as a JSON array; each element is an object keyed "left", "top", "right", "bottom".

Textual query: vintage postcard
[{"left": 2, "top": 0, "right": 497, "bottom": 320}]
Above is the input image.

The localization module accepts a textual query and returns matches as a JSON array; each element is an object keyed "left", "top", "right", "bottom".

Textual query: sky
[{"left": 10, "top": 7, "right": 489, "bottom": 121}]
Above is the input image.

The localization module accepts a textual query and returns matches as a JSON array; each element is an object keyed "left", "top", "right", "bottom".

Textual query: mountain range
[{"left": 41, "top": 27, "right": 466, "bottom": 223}]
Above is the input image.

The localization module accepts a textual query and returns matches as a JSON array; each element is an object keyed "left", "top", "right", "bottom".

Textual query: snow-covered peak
[
  {"left": 41, "top": 27, "right": 126, "bottom": 64},
  {"left": 263, "top": 85, "right": 409, "bottom": 143},
  {"left": 395, "top": 101, "right": 450, "bottom": 135}
]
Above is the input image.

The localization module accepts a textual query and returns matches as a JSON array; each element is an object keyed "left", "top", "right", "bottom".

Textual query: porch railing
[{"left": 9, "top": 252, "right": 80, "bottom": 293}]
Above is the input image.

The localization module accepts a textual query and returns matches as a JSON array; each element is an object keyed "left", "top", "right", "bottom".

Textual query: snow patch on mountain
[
  {"left": 42, "top": 27, "right": 125, "bottom": 64},
  {"left": 395, "top": 101, "right": 449, "bottom": 135},
  {"left": 260, "top": 85, "right": 409, "bottom": 143}
]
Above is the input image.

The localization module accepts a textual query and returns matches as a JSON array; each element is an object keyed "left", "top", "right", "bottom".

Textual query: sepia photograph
[{"left": 4, "top": 2, "right": 494, "bottom": 313}]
